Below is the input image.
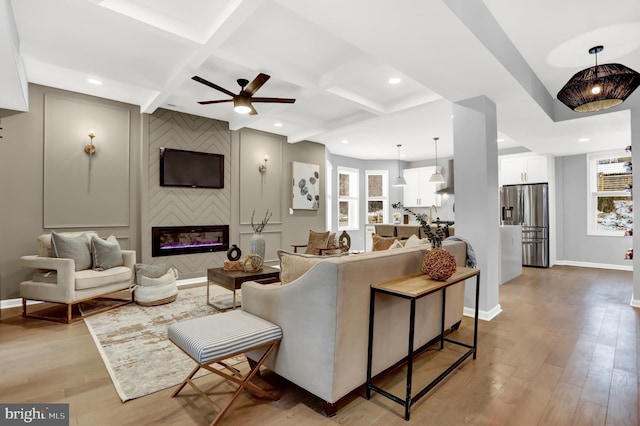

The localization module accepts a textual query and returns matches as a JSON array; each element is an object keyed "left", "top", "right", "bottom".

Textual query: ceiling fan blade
[
  {"left": 244, "top": 73, "right": 271, "bottom": 97},
  {"left": 248, "top": 104, "right": 258, "bottom": 115},
  {"left": 198, "top": 99, "right": 234, "bottom": 105},
  {"left": 192, "top": 76, "right": 236, "bottom": 98},
  {"left": 251, "top": 97, "right": 296, "bottom": 104}
]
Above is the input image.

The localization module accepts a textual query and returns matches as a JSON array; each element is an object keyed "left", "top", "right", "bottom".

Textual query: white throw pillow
[
  {"left": 278, "top": 249, "right": 346, "bottom": 284},
  {"left": 404, "top": 234, "right": 426, "bottom": 248},
  {"left": 388, "top": 240, "right": 405, "bottom": 250}
]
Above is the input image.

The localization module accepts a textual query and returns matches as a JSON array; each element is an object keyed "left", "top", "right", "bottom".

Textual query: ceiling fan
[{"left": 192, "top": 73, "right": 296, "bottom": 115}]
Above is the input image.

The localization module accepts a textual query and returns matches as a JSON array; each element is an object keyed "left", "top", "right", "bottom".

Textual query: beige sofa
[
  {"left": 20, "top": 231, "right": 136, "bottom": 322},
  {"left": 241, "top": 240, "right": 467, "bottom": 415}
]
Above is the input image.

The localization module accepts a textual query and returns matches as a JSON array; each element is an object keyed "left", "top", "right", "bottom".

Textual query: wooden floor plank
[{"left": 0, "top": 265, "right": 638, "bottom": 426}]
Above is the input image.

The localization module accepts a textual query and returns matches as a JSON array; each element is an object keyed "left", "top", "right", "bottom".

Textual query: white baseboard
[
  {"left": 630, "top": 297, "right": 640, "bottom": 308},
  {"left": 554, "top": 260, "right": 633, "bottom": 271},
  {"left": 464, "top": 303, "right": 502, "bottom": 321},
  {"left": 0, "top": 277, "right": 207, "bottom": 311}
]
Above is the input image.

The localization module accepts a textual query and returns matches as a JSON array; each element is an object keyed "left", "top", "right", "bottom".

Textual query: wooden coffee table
[{"left": 206, "top": 266, "right": 280, "bottom": 309}]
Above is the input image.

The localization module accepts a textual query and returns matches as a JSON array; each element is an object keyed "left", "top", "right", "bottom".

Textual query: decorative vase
[{"left": 250, "top": 232, "right": 266, "bottom": 263}]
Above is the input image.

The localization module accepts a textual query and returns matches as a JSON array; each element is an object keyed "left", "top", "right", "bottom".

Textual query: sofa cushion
[
  {"left": 75, "top": 266, "right": 132, "bottom": 290},
  {"left": 91, "top": 235, "right": 124, "bottom": 271},
  {"left": 372, "top": 233, "right": 400, "bottom": 251},
  {"left": 388, "top": 239, "right": 405, "bottom": 249},
  {"left": 38, "top": 231, "right": 99, "bottom": 258},
  {"left": 51, "top": 231, "right": 92, "bottom": 271},
  {"left": 278, "top": 249, "right": 347, "bottom": 284},
  {"left": 404, "top": 234, "right": 431, "bottom": 249}
]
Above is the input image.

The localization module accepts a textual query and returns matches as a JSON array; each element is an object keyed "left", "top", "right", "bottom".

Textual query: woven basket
[
  {"left": 422, "top": 248, "right": 457, "bottom": 281},
  {"left": 136, "top": 293, "right": 177, "bottom": 307}
]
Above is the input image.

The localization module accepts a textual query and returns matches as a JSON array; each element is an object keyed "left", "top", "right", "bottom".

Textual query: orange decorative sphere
[{"left": 422, "top": 248, "right": 457, "bottom": 281}]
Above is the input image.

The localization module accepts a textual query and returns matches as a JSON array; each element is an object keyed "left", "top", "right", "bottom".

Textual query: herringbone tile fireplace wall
[{"left": 146, "top": 109, "right": 231, "bottom": 277}]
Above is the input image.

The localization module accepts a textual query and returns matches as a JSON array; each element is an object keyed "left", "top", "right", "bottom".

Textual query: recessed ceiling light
[
  {"left": 388, "top": 77, "right": 401, "bottom": 84},
  {"left": 341, "top": 139, "right": 349, "bottom": 144},
  {"left": 87, "top": 78, "right": 102, "bottom": 86},
  {"left": 497, "top": 138, "right": 505, "bottom": 142},
  {"left": 578, "top": 137, "right": 590, "bottom": 142},
  {"left": 274, "top": 122, "right": 283, "bottom": 127}
]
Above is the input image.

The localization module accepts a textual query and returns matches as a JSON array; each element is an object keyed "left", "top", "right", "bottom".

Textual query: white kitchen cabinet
[
  {"left": 499, "top": 153, "right": 549, "bottom": 185},
  {"left": 402, "top": 167, "right": 441, "bottom": 207}
]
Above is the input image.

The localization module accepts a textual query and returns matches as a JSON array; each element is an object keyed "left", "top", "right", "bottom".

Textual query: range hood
[{"left": 436, "top": 159, "right": 454, "bottom": 194}]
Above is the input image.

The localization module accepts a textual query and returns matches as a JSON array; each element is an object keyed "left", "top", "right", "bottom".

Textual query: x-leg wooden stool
[{"left": 169, "top": 310, "right": 282, "bottom": 425}]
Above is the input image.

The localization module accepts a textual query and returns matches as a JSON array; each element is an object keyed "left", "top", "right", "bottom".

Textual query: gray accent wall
[
  {"left": 555, "top": 154, "right": 629, "bottom": 266},
  {"left": 0, "top": 84, "right": 141, "bottom": 301}
]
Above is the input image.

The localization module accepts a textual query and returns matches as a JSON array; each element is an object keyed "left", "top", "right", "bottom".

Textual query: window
[
  {"left": 338, "top": 167, "right": 359, "bottom": 230},
  {"left": 365, "top": 170, "right": 388, "bottom": 224},
  {"left": 587, "top": 151, "right": 632, "bottom": 236},
  {"left": 326, "top": 160, "right": 333, "bottom": 230}
]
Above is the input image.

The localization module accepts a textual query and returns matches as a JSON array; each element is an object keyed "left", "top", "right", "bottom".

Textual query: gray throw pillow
[
  {"left": 135, "top": 263, "right": 170, "bottom": 285},
  {"left": 91, "top": 235, "right": 124, "bottom": 271},
  {"left": 51, "top": 231, "right": 92, "bottom": 271}
]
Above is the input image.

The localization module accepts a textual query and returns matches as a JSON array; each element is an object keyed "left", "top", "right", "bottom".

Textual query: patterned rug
[{"left": 83, "top": 285, "right": 244, "bottom": 402}]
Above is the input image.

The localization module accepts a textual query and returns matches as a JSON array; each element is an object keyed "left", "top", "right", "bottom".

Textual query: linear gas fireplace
[{"left": 152, "top": 225, "right": 229, "bottom": 257}]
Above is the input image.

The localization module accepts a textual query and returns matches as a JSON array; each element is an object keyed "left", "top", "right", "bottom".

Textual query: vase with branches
[
  {"left": 250, "top": 209, "right": 272, "bottom": 263},
  {"left": 391, "top": 202, "right": 448, "bottom": 248}
]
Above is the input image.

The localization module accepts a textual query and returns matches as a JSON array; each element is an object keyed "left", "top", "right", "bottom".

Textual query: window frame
[
  {"left": 586, "top": 150, "right": 632, "bottom": 236},
  {"left": 337, "top": 167, "right": 359, "bottom": 231},
  {"left": 365, "top": 170, "right": 389, "bottom": 225}
]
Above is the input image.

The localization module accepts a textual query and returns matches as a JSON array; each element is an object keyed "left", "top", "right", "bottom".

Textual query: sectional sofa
[{"left": 241, "top": 240, "right": 468, "bottom": 415}]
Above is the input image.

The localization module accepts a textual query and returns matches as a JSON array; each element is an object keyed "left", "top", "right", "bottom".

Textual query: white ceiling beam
[{"left": 140, "top": 0, "right": 263, "bottom": 114}]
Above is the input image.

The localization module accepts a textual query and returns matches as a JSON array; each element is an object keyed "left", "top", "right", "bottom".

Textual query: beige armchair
[{"left": 20, "top": 231, "right": 136, "bottom": 323}]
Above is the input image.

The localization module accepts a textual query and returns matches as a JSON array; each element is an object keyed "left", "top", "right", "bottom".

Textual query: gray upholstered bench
[{"left": 168, "top": 309, "right": 282, "bottom": 426}]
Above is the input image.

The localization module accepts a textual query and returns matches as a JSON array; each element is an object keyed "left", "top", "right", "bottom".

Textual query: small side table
[
  {"left": 365, "top": 267, "right": 481, "bottom": 421},
  {"left": 207, "top": 266, "right": 280, "bottom": 309}
]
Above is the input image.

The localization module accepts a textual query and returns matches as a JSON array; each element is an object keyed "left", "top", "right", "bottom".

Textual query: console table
[{"left": 365, "top": 267, "right": 481, "bottom": 420}]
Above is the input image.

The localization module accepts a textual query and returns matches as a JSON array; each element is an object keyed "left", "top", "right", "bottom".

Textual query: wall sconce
[
  {"left": 259, "top": 155, "right": 268, "bottom": 173},
  {"left": 84, "top": 129, "right": 96, "bottom": 156}
]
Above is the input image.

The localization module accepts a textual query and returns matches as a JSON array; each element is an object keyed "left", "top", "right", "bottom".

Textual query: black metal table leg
[
  {"left": 366, "top": 286, "right": 376, "bottom": 399},
  {"left": 473, "top": 272, "right": 480, "bottom": 359},
  {"left": 405, "top": 298, "right": 416, "bottom": 420}
]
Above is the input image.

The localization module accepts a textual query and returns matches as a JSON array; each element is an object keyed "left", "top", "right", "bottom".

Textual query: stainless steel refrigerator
[{"left": 500, "top": 183, "right": 549, "bottom": 268}]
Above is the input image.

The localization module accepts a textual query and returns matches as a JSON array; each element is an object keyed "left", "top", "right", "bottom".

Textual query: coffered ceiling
[{"left": 2, "top": 0, "right": 639, "bottom": 161}]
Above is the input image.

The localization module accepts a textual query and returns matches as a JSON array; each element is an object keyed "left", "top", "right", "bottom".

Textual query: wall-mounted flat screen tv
[{"left": 160, "top": 147, "right": 224, "bottom": 188}]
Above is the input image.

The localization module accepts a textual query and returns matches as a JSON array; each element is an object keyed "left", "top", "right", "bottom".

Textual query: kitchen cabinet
[
  {"left": 499, "top": 153, "right": 549, "bottom": 186},
  {"left": 402, "top": 167, "right": 441, "bottom": 207}
]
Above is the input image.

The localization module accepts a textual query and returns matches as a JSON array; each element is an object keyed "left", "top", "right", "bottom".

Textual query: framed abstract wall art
[{"left": 292, "top": 161, "right": 320, "bottom": 210}]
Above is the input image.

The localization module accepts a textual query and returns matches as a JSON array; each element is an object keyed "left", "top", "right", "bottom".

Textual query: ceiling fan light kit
[
  {"left": 193, "top": 73, "right": 295, "bottom": 115},
  {"left": 557, "top": 45, "right": 640, "bottom": 113}
]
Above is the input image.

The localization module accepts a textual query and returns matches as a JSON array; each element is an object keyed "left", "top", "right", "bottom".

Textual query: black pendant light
[{"left": 557, "top": 45, "right": 640, "bottom": 113}]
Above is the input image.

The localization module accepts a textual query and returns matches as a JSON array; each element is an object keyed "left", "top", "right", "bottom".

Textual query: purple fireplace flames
[{"left": 152, "top": 225, "right": 229, "bottom": 257}]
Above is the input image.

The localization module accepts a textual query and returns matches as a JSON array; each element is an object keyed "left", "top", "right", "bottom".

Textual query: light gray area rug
[{"left": 84, "top": 285, "right": 244, "bottom": 402}]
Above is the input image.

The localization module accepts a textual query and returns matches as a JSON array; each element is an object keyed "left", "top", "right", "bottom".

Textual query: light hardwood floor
[{"left": 1, "top": 265, "right": 638, "bottom": 425}]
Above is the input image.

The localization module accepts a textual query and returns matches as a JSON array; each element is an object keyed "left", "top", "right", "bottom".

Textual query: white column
[
  {"left": 453, "top": 96, "right": 501, "bottom": 319},
  {"left": 631, "top": 107, "right": 640, "bottom": 308}
]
